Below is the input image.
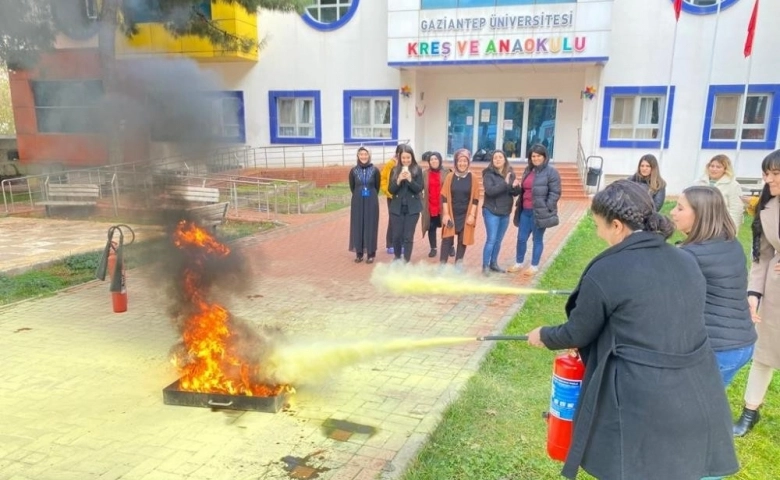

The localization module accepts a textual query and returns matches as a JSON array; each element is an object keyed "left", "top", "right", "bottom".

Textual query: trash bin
[{"left": 586, "top": 167, "right": 602, "bottom": 187}]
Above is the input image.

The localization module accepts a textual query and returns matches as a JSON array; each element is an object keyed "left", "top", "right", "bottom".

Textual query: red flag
[
  {"left": 744, "top": 0, "right": 759, "bottom": 57},
  {"left": 673, "top": 0, "right": 683, "bottom": 21}
]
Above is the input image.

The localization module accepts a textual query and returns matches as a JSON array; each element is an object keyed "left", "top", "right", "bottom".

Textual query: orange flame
[{"left": 171, "top": 220, "right": 287, "bottom": 397}]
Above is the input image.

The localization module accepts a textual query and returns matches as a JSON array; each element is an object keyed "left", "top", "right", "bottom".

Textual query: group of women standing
[
  {"left": 524, "top": 149, "right": 780, "bottom": 479},
  {"left": 349, "top": 143, "right": 562, "bottom": 273}
]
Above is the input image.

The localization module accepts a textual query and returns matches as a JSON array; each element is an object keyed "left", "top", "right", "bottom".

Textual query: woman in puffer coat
[
  {"left": 671, "top": 185, "right": 756, "bottom": 386},
  {"left": 508, "top": 144, "right": 561, "bottom": 276}
]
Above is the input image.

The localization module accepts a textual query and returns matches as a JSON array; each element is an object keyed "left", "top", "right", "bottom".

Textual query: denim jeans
[
  {"left": 715, "top": 344, "right": 755, "bottom": 387},
  {"left": 516, "top": 209, "right": 546, "bottom": 266},
  {"left": 482, "top": 208, "right": 510, "bottom": 267}
]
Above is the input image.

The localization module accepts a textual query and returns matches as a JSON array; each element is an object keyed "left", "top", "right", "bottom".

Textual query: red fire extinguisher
[
  {"left": 545, "top": 350, "right": 585, "bottom": 462},
  {"left": 96, "top": 224, "right": 135, "bottom": 313}
]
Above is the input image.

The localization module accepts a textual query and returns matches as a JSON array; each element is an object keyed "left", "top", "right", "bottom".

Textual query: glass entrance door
[
  {"left": 502, "top": 101, "right": 524, "bottom": 159},
  {"left": 526, "top": 99, "right": 558, "bottom": 158},
  {"left": 447, "top": 99, "right": 476, "bottom": 157},
  {"left": 447, "top": 98, "right": 554, "bottom": 160},
  {"left": 476, "top": 101, "right": 499, "bottom": 155}
]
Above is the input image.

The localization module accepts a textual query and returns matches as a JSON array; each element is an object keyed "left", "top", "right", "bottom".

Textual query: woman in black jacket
[
  {"left": 627, "top": 153, "right": 666, "bottom": 211},
  {"left": 508, "top": 144, "right": 561, "bottom": 276},
  {"left": 671, "top": 186, "right": 757, "bottom": 386},
  {"left": 388, "top": 144, "right": 424, "bottom": 263},
  {"left": 481, "top": 149, "right": 520, "bottom": 275},
  {"left": 527, "top": 180, "right": 738, "bottom": 480}
]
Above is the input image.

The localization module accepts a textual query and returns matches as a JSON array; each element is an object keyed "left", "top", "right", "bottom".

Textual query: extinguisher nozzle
[{"left": 476, "top": 335, "right": 529, "bottom": 341}]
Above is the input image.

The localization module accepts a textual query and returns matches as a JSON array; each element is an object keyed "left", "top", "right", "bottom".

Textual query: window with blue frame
[
  {"left": 303, "top": 0, "right": 359, "bottom": 32},
  {"left": 268, "top": 91, "right": 322, "bottom": 145},
  {"left": 422, "top": 0, "right": 575, "bottom": 8},
  {"left": 343, "top": 90, "right": 399, "bottom": 145},
  {"left": 676, "top": 0, "right": 741, "bottom": 16},
  {"left": 600, "top": 86, "right": 675, "bottom": 149},
  {"left": 702, "top": 85, "right": 780, "bottom": 150}
]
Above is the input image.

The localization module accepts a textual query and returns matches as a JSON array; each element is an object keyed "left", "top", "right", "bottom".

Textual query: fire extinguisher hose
[
  {"left": 95, "top": 224, "right": 136, "bottom": 282},
  {"left": 476, "top": 335, "right": 529, "bottom": 341}
]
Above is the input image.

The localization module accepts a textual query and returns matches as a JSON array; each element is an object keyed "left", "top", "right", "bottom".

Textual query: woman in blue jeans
[
  {"left": 508, "top": 144, "right": 561, "bottom": 275},
  {"left": 481, "top": 150, "right": 520, "bottom": 275},
  {"left": 671, "top": 186, "right": 757, "bottom": 386}
]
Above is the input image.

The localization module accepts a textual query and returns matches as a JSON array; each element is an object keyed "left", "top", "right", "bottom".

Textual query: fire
[{"left": 170, "top": 220, "right": 288, "bottom": 397}]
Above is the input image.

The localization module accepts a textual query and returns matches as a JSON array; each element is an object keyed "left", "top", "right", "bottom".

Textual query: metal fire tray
[{"left": 162, "top": 380, "right": 287, "bottom": 413}]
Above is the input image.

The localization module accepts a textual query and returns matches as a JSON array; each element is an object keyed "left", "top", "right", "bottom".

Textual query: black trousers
[
  {"left": 390, "top": 212, "right": 419, "bottom": 262},
  {"left": 428, "top": 215, "right": 441, "bottom": 250},
  {"left": 440, "top": 230, "right": 466, "bottom": 263}
]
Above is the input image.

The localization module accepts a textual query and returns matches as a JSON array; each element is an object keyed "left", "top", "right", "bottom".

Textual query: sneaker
[
  {"left": 482, "top": 267, "right": 491, "bottom": 277},
  {"left": 366, "top": 257, "right": 375, "bottom": 264},
  {"left": 354, "top": 257, "right": 364, "bottom": 263},
  {"left": 489, "top": 263, "right": 506, "bottom": 273},
  {"left": 386, "top": 247, "right": 394, "bottom": 254},
  {"left": 523, "top": 265, "right": 539, "bottom": 276},
  {"left": 507, "top": 263, "right": 525, "bottom": 273}
]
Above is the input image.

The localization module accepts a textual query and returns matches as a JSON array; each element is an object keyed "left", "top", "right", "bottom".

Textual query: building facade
[{"left": 8, "top": 0, "right": 780, "bottom": 193}]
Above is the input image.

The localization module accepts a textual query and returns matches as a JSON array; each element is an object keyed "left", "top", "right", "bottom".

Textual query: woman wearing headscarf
[
  {"left": 348, "top": 146, "right": 380, "bottom": 263},
  {"left": 440, "top": 148, "right": 480, "bottom": 269},
  {"left": 527, "top": 180, "right": 739, "bottom": 480}
]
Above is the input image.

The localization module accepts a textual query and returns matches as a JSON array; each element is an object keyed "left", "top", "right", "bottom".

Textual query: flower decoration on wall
[
  {"left": 400, "top": 85, "right": 412, "bottom": 98},
  {"left": 581, "top": 86, "right": 597, "bottom": 100}
]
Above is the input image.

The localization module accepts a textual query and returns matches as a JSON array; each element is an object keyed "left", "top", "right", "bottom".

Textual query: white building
[{"left": 204, "top": 0, "right": 778, "bottom": 194}]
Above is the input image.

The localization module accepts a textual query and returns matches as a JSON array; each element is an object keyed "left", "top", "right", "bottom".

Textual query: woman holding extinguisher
[{"left": 527, "top": 180, "right": 738, "bottom": 480}]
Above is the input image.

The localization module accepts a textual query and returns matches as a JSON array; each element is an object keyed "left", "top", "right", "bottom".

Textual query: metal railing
[
  {"left": 575, "top": 128, "right": 588, "bottom": 186},
  {"left": 2, "top": 139, "right": 407, "bottom": 215}
]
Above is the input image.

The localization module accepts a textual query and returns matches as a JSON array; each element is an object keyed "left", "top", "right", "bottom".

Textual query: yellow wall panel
[{"left": 115, "top": 1, "right": 258, "bottom": 63}]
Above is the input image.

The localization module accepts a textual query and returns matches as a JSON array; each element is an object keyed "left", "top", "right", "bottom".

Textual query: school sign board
[{"left": 388, "top": 0, "right": 613, "bottom": 66}]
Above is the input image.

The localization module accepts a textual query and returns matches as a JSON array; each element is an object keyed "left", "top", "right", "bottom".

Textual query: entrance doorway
[{"left": 447, "top": 98, "right": 557, "bottom": 160}]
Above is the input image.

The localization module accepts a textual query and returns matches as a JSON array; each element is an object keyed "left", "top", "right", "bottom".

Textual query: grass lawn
[
  {"left": 0, "top": 219, "right": 275, "bottom": 306},
  {"left": 401, "top": 202, "right": 779, "bottom": 480}
]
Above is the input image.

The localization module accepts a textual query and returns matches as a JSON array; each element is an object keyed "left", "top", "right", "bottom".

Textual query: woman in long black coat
[
  {"left": 348, "top": 147, "right": 380, "bottom": 263},
  {"left": 527, "top": 180, "right": 738, "bottom": 480}
]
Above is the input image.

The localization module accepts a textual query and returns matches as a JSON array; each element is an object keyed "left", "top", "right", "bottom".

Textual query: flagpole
[
  {"left": 657, "top": 17, "right": 679, "bottom": 166},
  {"left": 735, "top": 0, "right": 760, "bottom": 172},
  {"left": 693, "top": 1, "right": 723, "bottom": 180},
  {"left": 733, "top": 54, "right": 754, "bottom": 171}
]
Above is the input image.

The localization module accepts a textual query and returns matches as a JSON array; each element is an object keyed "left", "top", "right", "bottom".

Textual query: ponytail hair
[{"left": 592, "top": 179, "right": 675, "bottom": 239}]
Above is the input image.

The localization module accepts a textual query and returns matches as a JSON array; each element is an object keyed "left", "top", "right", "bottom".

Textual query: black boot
[
  {"left": 428, "top": 248, "right": 437, "bottom": 258},
  {"left": 489, "top": 263, "right": 506, "bottom": 273},
  {"left": 733, "top": 407, "right": 760, "bottom": 437}
]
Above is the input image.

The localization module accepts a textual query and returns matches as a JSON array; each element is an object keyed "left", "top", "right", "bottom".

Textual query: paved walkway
[{"left": 0, "top": 199, "right": 588, "bottom": 480}]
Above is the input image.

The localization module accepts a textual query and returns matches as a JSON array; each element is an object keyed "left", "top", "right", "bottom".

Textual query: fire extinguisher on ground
[
  {"left": 544, "top": 349, "right": 585, "bottom": 462},
  {"left": 96, "top": 224, "right": 135, "bottom": 313}
]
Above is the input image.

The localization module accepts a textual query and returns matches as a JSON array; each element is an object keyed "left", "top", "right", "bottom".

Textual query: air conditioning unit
[{"left": 85, "top": 0, "right": 99, "bottom": 20}]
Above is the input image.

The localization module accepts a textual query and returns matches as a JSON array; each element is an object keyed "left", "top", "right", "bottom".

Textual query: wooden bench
[
  {"left": 37, "top": 183, "right": 100, "bottom": 216},
  {"left": 163, "top": 185, "right": 229, "bottom": 229}
]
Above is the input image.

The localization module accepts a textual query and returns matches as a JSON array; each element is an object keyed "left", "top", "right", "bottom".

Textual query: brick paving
[{"left": 0, "top": 199, "right": 588, "bottom": 480}]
